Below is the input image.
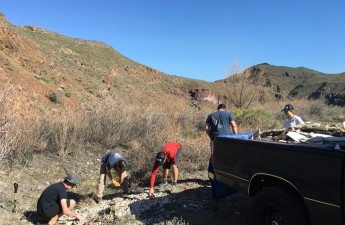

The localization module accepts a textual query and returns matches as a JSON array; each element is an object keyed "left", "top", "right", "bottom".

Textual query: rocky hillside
[
  {"left": 219, "top": 63, "right": 345, "bottom": 106},
  {"left": 0, "top": 13, "right": 223, "bottom": 114},
  {"left": 1, "top": 12, "right": 344, "bottom": 113}
]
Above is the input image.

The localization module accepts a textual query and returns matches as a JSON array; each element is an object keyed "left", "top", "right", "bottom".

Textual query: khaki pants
[
  {"left": 96, "top": 162, "right": 111, "bottom": 198},
  {"left": 96, "top": 162, "right": 129, "bottom": 197}
]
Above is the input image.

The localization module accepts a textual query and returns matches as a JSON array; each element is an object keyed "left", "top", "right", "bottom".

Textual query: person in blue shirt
[
  {"left": 205, "top": 103, "right": 238, "bottom": 205},
  {"left": 205, "top": 103, "right": 238, "bottom": 157},
  {"left": 95, "top": 152, "right": 130, "bottom": 203}
]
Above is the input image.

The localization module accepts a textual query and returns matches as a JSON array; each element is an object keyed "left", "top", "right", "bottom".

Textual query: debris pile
[{"left": 259, "top": 122, "right": 345, "bottom": 149}]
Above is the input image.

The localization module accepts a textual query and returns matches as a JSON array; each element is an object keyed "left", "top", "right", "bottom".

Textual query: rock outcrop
[{"left": 189, "top": 89, "right": 226, "bottom": 105}]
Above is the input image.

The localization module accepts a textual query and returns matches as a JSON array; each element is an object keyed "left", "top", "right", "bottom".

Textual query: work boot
[
  {"left": 94, "top": 196, "right": 102, "bottom": 204},
  {"left": 121, "top": 177, "right": 130, "bottom": 194}
]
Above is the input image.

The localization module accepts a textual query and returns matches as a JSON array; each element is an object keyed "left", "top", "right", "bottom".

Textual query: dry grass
[
  {"left": 1, "top": 82, "right": 344, "bottom": 185},
  {"left": 2, "top": 18, "right": 344, "bottom": 173},
  {"left": 0, "top": 85, "right": 210, "bottom": 181}
]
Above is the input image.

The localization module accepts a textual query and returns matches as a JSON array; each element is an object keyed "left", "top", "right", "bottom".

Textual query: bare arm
[
  {"left": 205, "top": 123, "right": 212, "bottom": 139},
  {"left": 120, "top": 171, "right": 128, "bottom": 183},
  {"left": 60, "top": 199, "right": 83, "bottom": 222},
  {"left": 106, "top": 168, "right": 113, "bottom": 180},
  {"left": 230, "top": 121, "right": 238, "bottom": 134}
]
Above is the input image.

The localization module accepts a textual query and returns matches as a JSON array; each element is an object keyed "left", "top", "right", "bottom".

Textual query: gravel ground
[{"left": 0, "top": 150, "right": 250, "bottom": 225}]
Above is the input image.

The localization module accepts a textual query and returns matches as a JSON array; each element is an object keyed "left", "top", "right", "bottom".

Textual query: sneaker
[
  {"left": 170, "top": 184, "right": 178, "bottom": 193},
  {"left": 159, "top": 180, "right": 168, "bottom": 189}
]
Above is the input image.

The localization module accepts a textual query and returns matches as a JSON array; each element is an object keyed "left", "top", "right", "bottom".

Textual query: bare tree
[
  {"left": 224, "top": 63, "right": 272, "bottom": 109},
  {"left": 223, "top": 63, "right": 257, "bottom": 109}
]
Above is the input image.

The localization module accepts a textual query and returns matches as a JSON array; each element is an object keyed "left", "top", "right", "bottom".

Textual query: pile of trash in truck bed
[
  {"left": 219, "top": 122, "right": 345, "bottom": 150},
  {"left": 257, "top": 122, "right": 345, "bottom": 149}
]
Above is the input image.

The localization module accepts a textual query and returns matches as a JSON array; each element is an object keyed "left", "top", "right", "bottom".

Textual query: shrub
[
  {"left": 2, "top": 84, "right": 343, "bottom": 186},
  {"left": 233, "top": 108, "right": 278, "bottom": 131}
]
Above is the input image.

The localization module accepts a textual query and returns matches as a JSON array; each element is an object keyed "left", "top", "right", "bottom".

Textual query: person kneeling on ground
[
  {"left": 95, "top": 151, "right": 130, "bottom": 203},
  {"left": 37, "top": 174, "right": 83, "bottom": 225},
  {"left": 148, "top": 142, "right": 183, "bottom": 197}
]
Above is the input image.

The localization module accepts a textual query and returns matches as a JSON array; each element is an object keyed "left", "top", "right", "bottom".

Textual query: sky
[{"left": 1, "top": 1, "right": 344, "bottom": 82}]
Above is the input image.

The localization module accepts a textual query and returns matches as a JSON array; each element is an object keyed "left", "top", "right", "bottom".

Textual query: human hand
[{"left": 147, "top": 188, "right": 155, "bottom": 198}]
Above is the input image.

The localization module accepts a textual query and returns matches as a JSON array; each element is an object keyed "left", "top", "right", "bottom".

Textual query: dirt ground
[{"left": 0, "top": 147, "right": 251, "bottom": 225}]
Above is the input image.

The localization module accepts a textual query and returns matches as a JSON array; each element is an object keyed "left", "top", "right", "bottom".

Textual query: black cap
[
  {"left": 155, "top": 152, "right": 165, "bottom": 166},
  {"left": 282, "top": 104, "right": 294, "bottom": 112}
]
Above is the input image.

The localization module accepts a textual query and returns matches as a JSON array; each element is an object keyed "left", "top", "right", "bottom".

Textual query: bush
[
  {"left": 233, "top": 108, "right": 278, "bottom": 131},
  {"left": 2, "top": 85, "right": 342, "bottom": 186}
]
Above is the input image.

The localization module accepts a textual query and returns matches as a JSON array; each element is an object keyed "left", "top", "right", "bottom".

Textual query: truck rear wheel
[{"left": 249, "top": 187, "right": 310, "bottom": 225}]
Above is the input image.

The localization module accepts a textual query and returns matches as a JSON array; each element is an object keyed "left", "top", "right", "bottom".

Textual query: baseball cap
[
  {"left": 282, "top": 104, "right": 294, "bottom": 112},
  {"left": 155, "top": 152, "right": 165, "bottom": 166}
]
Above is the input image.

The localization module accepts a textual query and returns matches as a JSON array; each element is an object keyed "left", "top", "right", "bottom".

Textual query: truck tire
[{"left": 249, "top": 187, "right": 310, "bottom": 225}]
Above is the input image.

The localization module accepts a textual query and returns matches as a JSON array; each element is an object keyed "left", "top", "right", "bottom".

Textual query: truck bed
[{"left": 213, "top": 136, "right": 345, "bottom": 225}]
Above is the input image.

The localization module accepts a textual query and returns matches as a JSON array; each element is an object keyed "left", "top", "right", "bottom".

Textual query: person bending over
[
  {"left": 148, "top": 142, "right": 183, "bottom": 197},
  {"left": 95, "top": 151, "right": 130, "bottom": 203}
]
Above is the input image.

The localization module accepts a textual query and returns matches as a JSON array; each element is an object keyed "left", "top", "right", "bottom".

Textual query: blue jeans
[{"left": 208, "top": 157, "right": 236, "bottom": 200}]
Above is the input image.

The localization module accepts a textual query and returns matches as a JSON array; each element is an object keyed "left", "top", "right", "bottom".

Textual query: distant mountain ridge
[
  {"left": 1, "top": 12, "right": 344, "bottom": 111},
  {"left": 219, "top": 63, "right": 345, "bottom": 106}
]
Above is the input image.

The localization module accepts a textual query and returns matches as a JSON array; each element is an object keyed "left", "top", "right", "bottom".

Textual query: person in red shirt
[{"left": 148, "top": 142, "right": 183, "bottom": 197}]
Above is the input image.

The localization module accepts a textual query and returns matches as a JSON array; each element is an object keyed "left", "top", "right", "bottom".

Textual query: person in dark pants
[
  {"left": 37, "top": 174, "right": 83, "bottom": 225},
  {"left": 205, "top": 103, "right": 238, "bottom": 203},
  {"left": 148, "top": 142, "right": 183, "bottom": 197}
]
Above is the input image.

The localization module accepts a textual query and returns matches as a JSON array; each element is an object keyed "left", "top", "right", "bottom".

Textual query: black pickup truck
[{"left": 212, "top": 136, "right": 345, "bottom": 225}]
